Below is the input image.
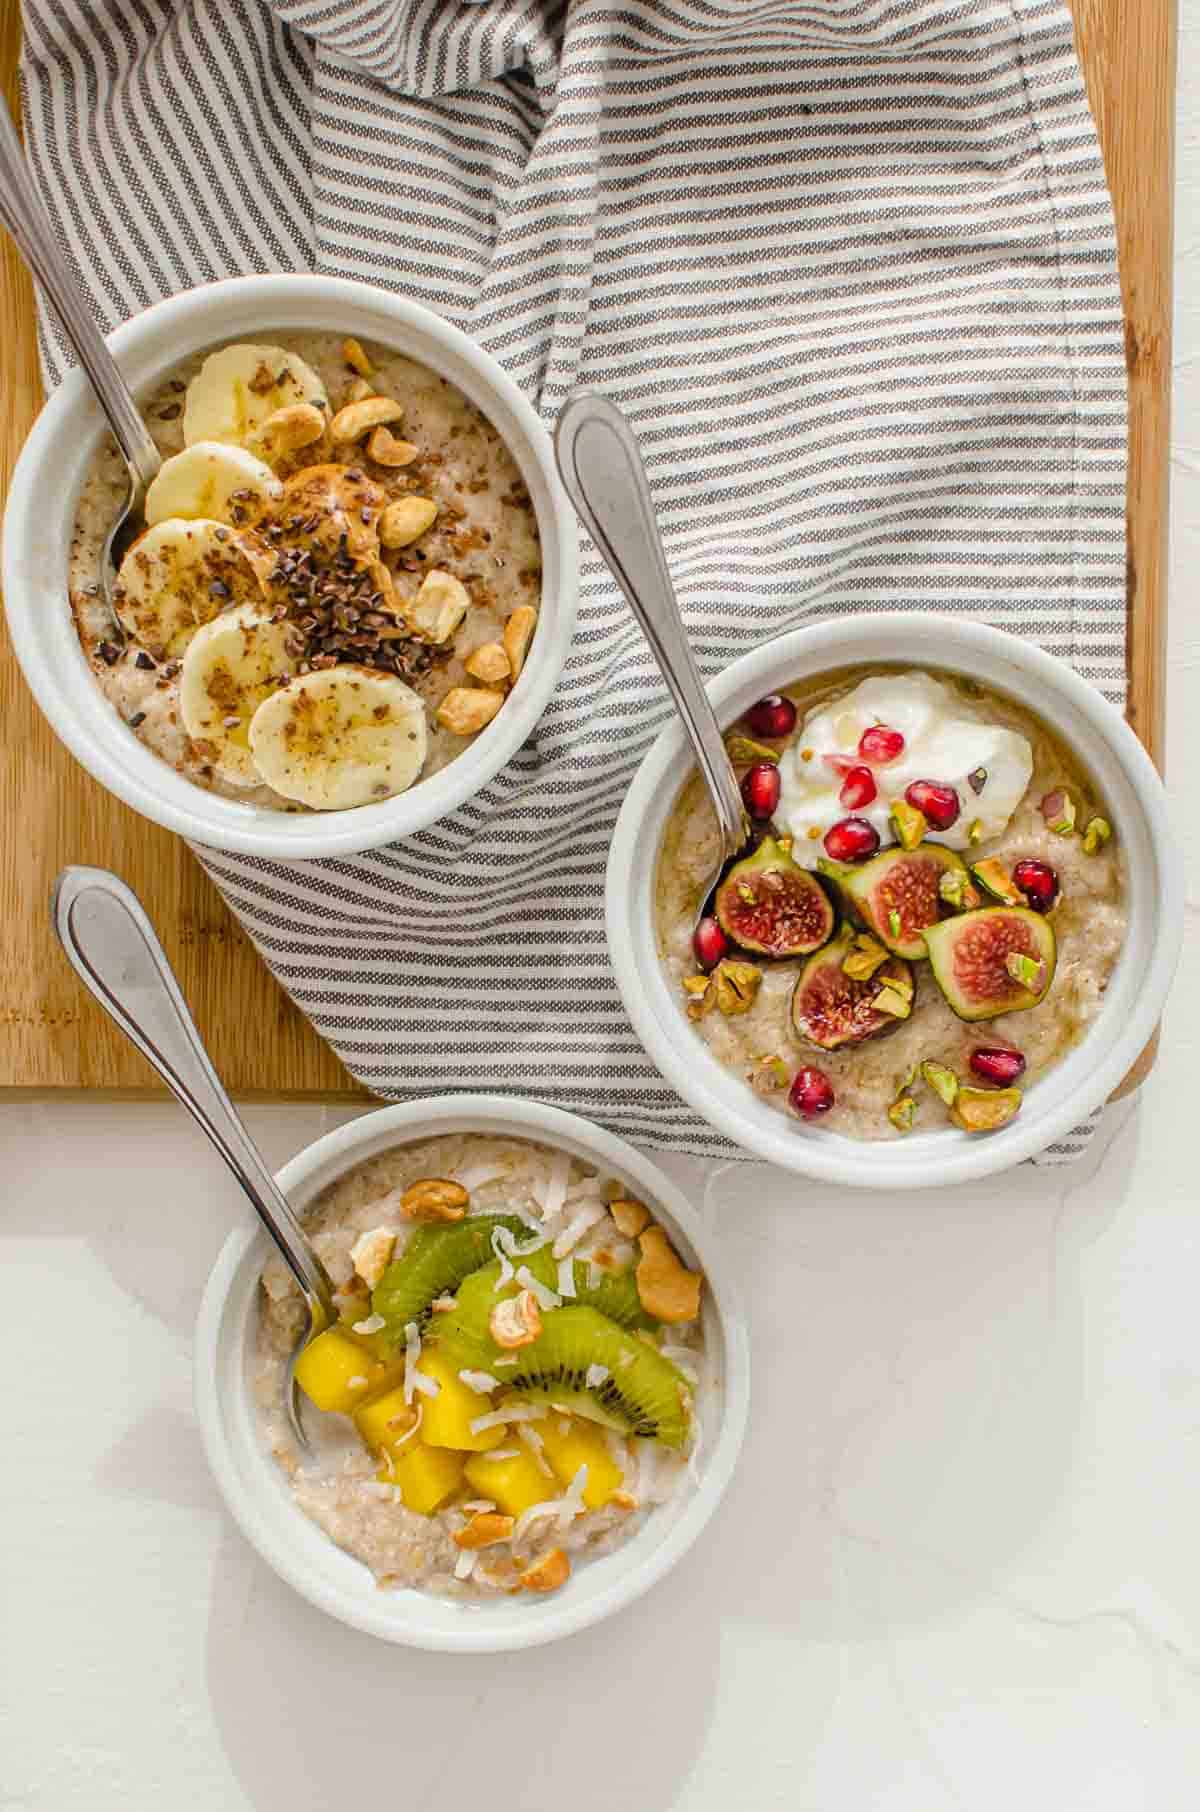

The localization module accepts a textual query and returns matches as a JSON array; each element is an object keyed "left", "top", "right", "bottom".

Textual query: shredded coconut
[
  {"left": 462, "top": 1499, "right": 497, "bottom": 1514},
  {"left": 486, "top": 1447, "right": 519, "bottom": 1460},
  {"left": 403, "top": 1322, "right": 440, "bottom": 1403},
  {"left": 454, "top": 1548, "right": 477, "bottom": 1581},
  {"left": 347, "top": 1374, "right": 369, "bottom": 1390},
  {"left": 552, "top": 1200, "right": 608, "bottom": 1259},
  {"left": 556, "top": 1256, "right": 577, "bottom": 1299},
  {"left": 453, "top": 1162, "right": 510, "bottom": 1192},
  {"left": 516, "top": 1265, "right": 561, "bottom": 1311},
  {"left": 352, "top": 1313, "right": 386, "bottom": 1336},
  {"left": 491, "top": 1226, "right": 515, "bottom": 1289},
  {"left": 492, "top": 1357, "right": 517, "bottom": 1369},
  {"left": 585, "top": 1363, "right": 610, "bottom": 1389},
  {"left": 559, "top": 1464, "right": 589, "bottom": 1527},
  {"left": 470, "top": 1403, "right": 547, "bottom": 1435},
  {"left": 458, "top": 1369, "right": 501, "bottom": 1394},
  {"left": 518, "top": 1422, "right": 555, "bottom": 1477},
  {"left": 539, "top": 1150, "right": 571, "bottom": 1222},
  {"left": 513, "top": 1497, "right": 566, "bottom": 1543}
]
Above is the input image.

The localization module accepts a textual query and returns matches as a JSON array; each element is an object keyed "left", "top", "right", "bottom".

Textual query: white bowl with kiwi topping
[
  {"left": 606, "top": 614, "right": 1183, "bottom": 1187},
  {"left": 194, "top": 1096, "right": 749, "bottom": 1651},
  {"left": 3, "top": 274, "right": 578, "bottom": 856}
]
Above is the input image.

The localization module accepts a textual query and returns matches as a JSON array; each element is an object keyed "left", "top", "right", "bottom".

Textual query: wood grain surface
[{"left": 0, "top": 0, "right": 1176, "bottom": 1099}]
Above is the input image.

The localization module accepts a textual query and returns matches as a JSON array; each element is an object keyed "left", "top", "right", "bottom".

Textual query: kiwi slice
[
  {"left": 371, "top": 1214, "right": 530, "bottom": 1345},
  {"left": 432, "top": 1266, "right": 689, "bottom": 1447}
]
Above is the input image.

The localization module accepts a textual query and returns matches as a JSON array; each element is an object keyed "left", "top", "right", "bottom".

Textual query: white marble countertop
[{"left": 5, "top": 37, "right": 1200, "bottom": 1812}]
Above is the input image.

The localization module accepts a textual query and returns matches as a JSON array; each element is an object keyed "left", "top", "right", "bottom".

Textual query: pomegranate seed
[
  {"left": 823, "top": 817, "right": 880, "bottom": 863},
  {"left": 745, "top": 694, "right": 797, "bottom": 739},
  {"left": 904, "top": 779, "right": 960, "bottom": 830},
  {"left": 741, "top": 762, "right": 781, "bottom": 821},
  {"left": 839, "top": 765, "right": 878, "bottom": 811},
  {"left": 789, "top": 1066, "right": 835, "bottom": 1119},
  {"left": 858, "top": 724, "right": 905, "bottom": 764},
  {"left": 969, "top": 1046, "right": 1027, "bottom": 1086},
  {"left": 822, "top": 753, "right": 859, "bottom": 778},
  {"left": 692, "top": 917, "right": 728, "bottom": 972},
  {"left": 1012, "top": 858, "right": 1058, "bottom": 913}
]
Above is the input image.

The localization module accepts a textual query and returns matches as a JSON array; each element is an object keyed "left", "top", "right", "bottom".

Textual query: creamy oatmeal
[
  {"left": 69, "top": 334, "right": 542, "bottom": 809},
  {"left": 656, "top": 667, "right": 1127, "bottom": 1140},
  {"left": 257, "top": 1133, "right": 708, "bottom": 1600}
]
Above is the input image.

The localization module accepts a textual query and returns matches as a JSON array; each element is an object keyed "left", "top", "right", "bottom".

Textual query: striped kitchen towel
[{"left": 20, "top": 0, "right": 1126, "bottom": 1162}]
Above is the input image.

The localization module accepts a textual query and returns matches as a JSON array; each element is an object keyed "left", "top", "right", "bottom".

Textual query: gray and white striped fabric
[{"left": 20, "top": 0, "right": 1125, "bottom": 1162}]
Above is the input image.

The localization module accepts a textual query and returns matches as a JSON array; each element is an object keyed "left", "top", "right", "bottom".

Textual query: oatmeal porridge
[
  {"left": 257, "top": 1133, "right": 708, "bottom": 1599},
  {"left": 656, "top": 668, "right": 1127, "bottom": 1140},
  {"left": 69, "top": 334, "right": 542, "bottom": 809}
]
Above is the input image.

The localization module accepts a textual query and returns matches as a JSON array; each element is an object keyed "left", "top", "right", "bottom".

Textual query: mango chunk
[
  {"left": 463, "top": 1444, "right": 554, "bottom": 1518},
  {"left": 419, "top": 1348, "right": 507, "bottom": 1452},
  {"left": 293, "top": 1327, "right": 401, "bottom": 1414},
  {"left": 537, "top": 1414, "right": 624, "bottom": 1510},
  {"left": 378, "top": 1441, "right": 465, "bottom": 1515},
  {"left": 353, "top": 1385, "right": 419, "bottom": 1457}
]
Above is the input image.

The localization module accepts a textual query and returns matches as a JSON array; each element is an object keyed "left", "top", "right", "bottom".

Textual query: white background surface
[{"left": 4, "top": 40, "right": 1200, "bottom": 1812}]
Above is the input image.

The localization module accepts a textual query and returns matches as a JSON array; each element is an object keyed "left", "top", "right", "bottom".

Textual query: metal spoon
[
  {"left": 0, "top": 96, "right": 160, "bottom": 640},
  {"left": 52, "top": 867, "right": 334, "bottom": 1447},
  {"left": 554, "top": 390, "right": 754, "bottom": 935}
]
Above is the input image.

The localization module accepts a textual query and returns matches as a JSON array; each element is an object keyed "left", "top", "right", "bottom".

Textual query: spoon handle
[
  {"left": 554, "top": 390, "right": 748, "bottom": 858},
  {"left": 0, "top": 97, "right": 160, "bottom": 489},
  {"left": 52, "top": 867, "right": 334, "bottom": 1325}
]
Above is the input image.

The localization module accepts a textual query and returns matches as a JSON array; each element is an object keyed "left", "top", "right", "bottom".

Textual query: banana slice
[
  {"left": 179, "top": 603, "right": 300, "bottom": 787},
  {"left": 183, "top": 343, "right": 329, "bottom": 449},
  {"left": 114, "top": 519, "right": 267, "bottom": 658},
  {"left": 248, "top": 666, "right": 428, "bottom": 809},
  {"left": 144, "top": 442, "right": 283, "bottom": 528}
]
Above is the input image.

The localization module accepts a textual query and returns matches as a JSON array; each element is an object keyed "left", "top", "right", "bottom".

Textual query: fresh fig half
[
  {"left": 923, "top": 907, "right": 1056, "bottom": 1022},
  {"left": 790, "top": 929, "right": 915, "bottom": 1050},
  {"left": 715, "top": 837, "right": 835, "bottom": 959},
  {"left": 842, "top": 842, "right": 970, "bottom": 960}
]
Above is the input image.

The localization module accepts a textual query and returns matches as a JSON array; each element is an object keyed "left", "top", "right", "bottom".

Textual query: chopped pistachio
[
  {"left": 736, "top": 883, "right": 754, "bottom": 903},
  {"left": 967, "top": 818, "right": 984, "bottom": 846},
  {"left": 873, "top": 986, "right": 912, "bottom": 1019},
  {"left": 887, "top": 908, "right": 902, "bottom": 940},
  {"left": 1082, "top": 816, "right": 1112, "bottom": 856},
  {"left": 895, "top": 1063, "right": 920, "bottom": 1100},
  {"left": 920, "top": 1060, "right": 959, "bottom": 1107},
  {"left": 1005, "top": 952, "right": 1046, "bottom": 991},
  {"left": 747, "top": 1053, "right": 790, "bottom": 1095},
  {"left": 884, "top": 969, "right": 914, "bottom": 1003},
  {"left": 1041, "top": 789, "right": 1077, "bottom": 836},
  {"left": 890, "top": 798, "right": 925, "bottom": 851},
  {"left": 713, "top": 959, "right": 762, "bottom": 1016},
  {"left": 683, "top": 974, "right": 714, "bottom": 1020},
  {"left": 888, "top": 1096, "right": 917, "bottom": 1134},
  {"left": 938, "top": 869, "right": 966, "bottom": 909},
  {"left": 967, "top": 766, "right": 988, "bottom": 795},
  {"left": 843, "top": 933, "right": 890, "bottom": 981},
  {"left": 725, "top": 734, "right": 781, "bottom": 766},
  {"left": 950, "top": 1085, "right": 1022, "bottom": 1133}
]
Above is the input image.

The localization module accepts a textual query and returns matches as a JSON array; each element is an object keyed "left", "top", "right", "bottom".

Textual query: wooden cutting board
[{"left": 0, "top": 0, "right": 1176, "bottom": 1098}]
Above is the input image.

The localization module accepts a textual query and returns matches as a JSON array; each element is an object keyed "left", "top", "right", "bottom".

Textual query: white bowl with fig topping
[
  {"left": 606, "top": 615, "right": 1183, "bottom": 1187},
  {"left": 2, "top": 275, "right": 578, "bottom": 856},
  {"left": 194, "top": 1096, "right": 749, "bottom": 1651}
]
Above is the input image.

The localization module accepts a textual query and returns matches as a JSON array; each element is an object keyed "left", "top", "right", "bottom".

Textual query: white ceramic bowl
[
  {"left": 607, "top": 615, "right": 1184, "bottom": 1188},
  {"left": 194, "top": 1096, "right": 749, "bottom": 1651},
  {"left": 2, "top": 275, "right": 578, "bottom": 858}
]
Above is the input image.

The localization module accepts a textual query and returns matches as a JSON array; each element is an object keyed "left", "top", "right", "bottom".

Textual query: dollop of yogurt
[{"left": 776, "top": 672, "right": 1033, "bottom": 868}]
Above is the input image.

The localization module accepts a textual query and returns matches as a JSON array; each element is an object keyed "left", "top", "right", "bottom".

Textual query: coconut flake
[
  {"left": 454, "top": 1548, "right": 477, "bottom": 1581},
  {"left": 517, "top": 1422, "right": 555, "bottom": 1477},
  {"left": 490, "top": 1227, "right": 515, "bottom": 1289},
  {"left": 458, "top": 1369, "right": 501, "bottom": 1394},
  {"left": 403, "top": 1322, "right": 440, "bottom": 1404},
  {"left": 513, "top": 1497, "right": 566, "bottom": 1544},
  {"left": 558, "top": 1464, "right": 589, "bottom": 1528},
  {"left": 462, "top": 1499, "right": 496, "bottom": 1514},
  {"left": 347, "top": 1374, "right": 369, "bottom": 1390},
  {"left": 556, "top": 1256, "right": 577, "bottom": 1299},
  {"left": 453, "top": 1162, "right": 510, "bottom": 1192},
  {"left": 493, "top": 1357, "right": 518, "bottom": 1369},
  {"left": 494, "top": 1224, "right": 551, "bottom": 1262},
  {"left": 486, "top": 1447, "right": 519, "bottom": 1460},
  {"left": 352, "top": 1312, "right": 386, "bottom": 1336},
  {"left": 585, "top": 1363, "right": 610, "bottom": 1390},
  {"left": 469, "top": 1402, "right": 548, "bottom": 1436},
  {"left": 516, "top": 1265, "right": 561, "bottom": 1311},
  {"left": 539, "top": 1150, "right": 571, "bottom": 1222},
  {"left": 552, "top": 1200, "right": 608, "bottom": 1260}
]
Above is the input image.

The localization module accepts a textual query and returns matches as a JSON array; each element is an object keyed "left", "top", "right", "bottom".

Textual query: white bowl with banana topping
[{"left": 2, "top": 274, "right": 578, "bottom": 856}]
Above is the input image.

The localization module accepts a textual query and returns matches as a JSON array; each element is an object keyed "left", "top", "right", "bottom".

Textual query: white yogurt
[{"left": 776, "top": 672, "right": 1033, "bottom": 868}]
